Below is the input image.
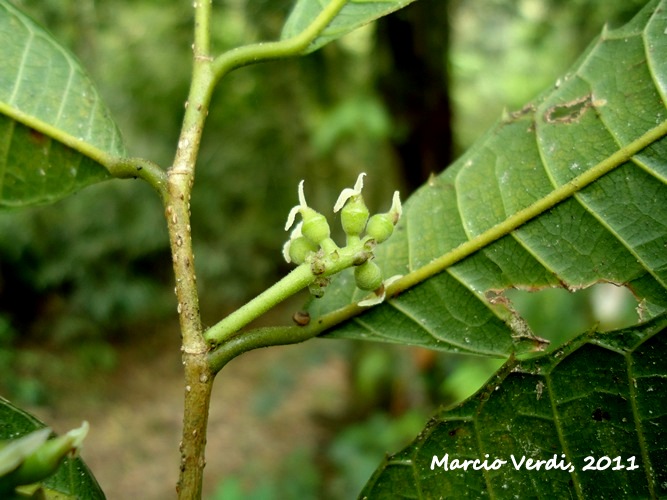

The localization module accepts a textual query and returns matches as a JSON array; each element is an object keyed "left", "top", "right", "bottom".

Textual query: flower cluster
[{"left": 283, "top": 173, "right": 401, "bottom": 305}]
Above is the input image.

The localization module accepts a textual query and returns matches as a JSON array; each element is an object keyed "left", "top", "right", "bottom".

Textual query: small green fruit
[
  {"left": 301, "top": 208, "right": 331, "bottom": 246},
  {"left": 341, "top": 196, "right": 369, "bottom": 237},
  {"left": 288, "top": 237, "right": 317, "bottom": 264},
  {"left": 354, "top": 260, "right": 383, "bottom": 291},
  {"left": 366, "top": 213, "right": 395, "bottom": 243}
]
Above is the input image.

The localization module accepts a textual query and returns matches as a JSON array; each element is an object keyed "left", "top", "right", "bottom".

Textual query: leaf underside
[
  {"left": 0, "top": 1, "right": 125, "bottom": 208},
  {"left": 0, "top": 397, "right": 104, "bottom": 499},
  {"left": 281, "top": 0, "right": 418, "bottom": 54},
  {"left": 360, "top": 315, "right": 667, "bottom": 499},
  {"left": 309, "top": 0, "right": 667, "bottom": 357}
]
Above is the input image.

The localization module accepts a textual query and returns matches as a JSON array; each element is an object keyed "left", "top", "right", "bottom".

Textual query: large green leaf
[
  {"left": 0, "top": 397, "right": 104, "bottom": 499},
  {"left": 281, "top": 0, "right": 417, "bottom": 54},
  {"left": 308, "top": 0, "right": 667, "bottom": 356},
  {"left": 0, "top": 1, "right": 125, "bottom": 208},
  {"left": 360, "top": 314, "right": 667, "bottom": 498}
]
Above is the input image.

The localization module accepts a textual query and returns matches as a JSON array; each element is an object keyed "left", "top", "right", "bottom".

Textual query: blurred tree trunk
[{"left": 375, "top": 0, "right": 453, "bottom": 192}]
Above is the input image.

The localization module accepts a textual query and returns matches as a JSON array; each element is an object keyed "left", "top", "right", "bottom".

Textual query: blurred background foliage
[{"left": 0, "top": 0, "right": 647, "bottom": 497}]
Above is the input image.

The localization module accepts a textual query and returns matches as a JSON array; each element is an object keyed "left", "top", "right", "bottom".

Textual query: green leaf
[
  {"left": 0, "top": 397, "right": 104, "bottom": 498},
  {"left": 308, "top": 0, "right": 667, "bottom": 356},
  {"left": 281, "top": 0, "right": 418, "bottom": 54},
  {"left": 0, "top": 1, "right": 126, "bottom": 208},
  {"left": 360, "top": 314, "right": 667, "bottom": 498}
]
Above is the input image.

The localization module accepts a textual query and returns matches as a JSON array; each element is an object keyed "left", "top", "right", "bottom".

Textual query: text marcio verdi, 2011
[
  {"left": 430, "top": 453, "right": 640, "bottom": 473},
  {"left": 431, "top": 453, "right": 575, "bottom": 473}
]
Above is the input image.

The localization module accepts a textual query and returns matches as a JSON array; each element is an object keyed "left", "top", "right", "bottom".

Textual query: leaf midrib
[
  {"left": 0, "top": 1, "right": 125, "bottom": 170},
  {"left": 389, "top": 118, "right": 667, "bottom": 301},
  {"left": 0, "top": 101, "right": 119, "bottom": 170},
  {"left": 307, "top": 119, "right": 667, "bottom": 343}
]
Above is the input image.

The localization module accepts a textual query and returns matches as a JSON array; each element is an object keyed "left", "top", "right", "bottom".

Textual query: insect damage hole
[{"left": 544, "top": 94, "right": 593, "bottom": 124}]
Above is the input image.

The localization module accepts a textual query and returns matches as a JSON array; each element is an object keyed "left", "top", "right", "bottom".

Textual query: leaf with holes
[
  {"left": 281, "top": 0, "right": 417, "bottom": 54},
  {"left": 360, "top": 314, "right": 667, "bottom": 498},
  {"left": 0, "top": 1, "right": 126, "bottom": 208},
  {"left": 307, "top": 0, "right": 667, "bottom": 357}
]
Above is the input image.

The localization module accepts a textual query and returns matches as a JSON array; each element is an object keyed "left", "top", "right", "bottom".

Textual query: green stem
[
  {"left": 171, "top": 2, "right": 214, "bottom": 499},
  {"left": 211, "top": 0, "right": 347, "bottom": 83},
  {"left": 208, "top": 326, "right": 315, "bottom": 374},
  {"left": 108, "top": 157, "right": 168, "bottom": 198},
  {"left": 205, "top": 242, "right": 372, "bottom": 346},
  {"left": 208, "top": 299, "right": 370, "bottom": 374},
  {"left": 206, "top": 264, "right": 315, "bottom": 345}
]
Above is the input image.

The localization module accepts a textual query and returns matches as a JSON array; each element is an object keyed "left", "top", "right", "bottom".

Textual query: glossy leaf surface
[
  {"left": 308, "top": 0, "right": 667, "bottom": 357},
  {"left": 0, "top": 1, "right": 125, "bottom": 208},
  {"left": 282, "top": 0, "right": 417, "bottom": 54},
  {"left": 360, "top": 315, "right": 667, "bottom": 498}
]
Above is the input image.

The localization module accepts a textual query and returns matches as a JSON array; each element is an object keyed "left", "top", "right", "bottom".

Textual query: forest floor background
[{"left": 24, "top": 299, "right": 350, "bottom": 499}]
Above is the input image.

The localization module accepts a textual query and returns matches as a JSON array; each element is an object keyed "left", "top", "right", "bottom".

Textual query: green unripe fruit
[
  {"left": 366, "top": 213, "right": 395, "bottom": 243},
  {"left": 341, "top": 196, "right": 369, "bottom": 237},
  {"left": 288, "top": 237, "right": 317, "bottom": 264},
  {"left": 354, "top": 260, "right": 383, "bottom": 291},
  {"left": 301, "top": 208, "right": 330, "bottom": 246}
]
